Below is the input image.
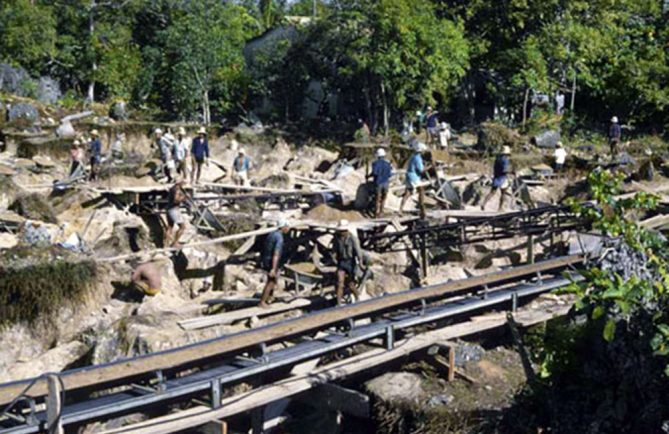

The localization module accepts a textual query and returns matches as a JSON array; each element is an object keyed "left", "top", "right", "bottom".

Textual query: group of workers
[
  {"left": 68, "top": 129, "right": 103, "bottom": 181},
  {"left": 258, "top": 218, "right": 367, "bottom": 308},
  {"left": 154, "top": 127, "right": 210, "bottom": 184}
]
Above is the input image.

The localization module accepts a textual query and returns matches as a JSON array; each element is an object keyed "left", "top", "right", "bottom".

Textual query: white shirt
[
  {"left": 554, "top": 148, "right": 567, "bottom": 165},
  {"left": 439, "top": 129, "right": 451, "bottom": 148},
  {"left": 174, "top": 137, "right": 189, "bottom": 161}
]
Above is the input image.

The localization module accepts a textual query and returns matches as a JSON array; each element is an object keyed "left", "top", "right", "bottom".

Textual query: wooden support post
[
  {"left": 447, "top": 345, "right": 455, "bottom": 382},
  {"left": 420, "top": 232, "right": 428, "bottom": 279},
  {"left": 46, "top": 375, "right": 64, "bottom": 434},
  {"left": 200, "top": 420, "right": 228, "bottom": 434},
  {"left": 527, "top": 234, "right": 535, "bottom": 264}
]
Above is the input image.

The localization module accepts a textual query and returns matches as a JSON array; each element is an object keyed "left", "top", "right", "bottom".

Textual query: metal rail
[
  {"left": 0, "top": 256, "right": 585, "bottom": 433},
  {"left": 359, "top": 205, "right": 588, "bottom": 253}
]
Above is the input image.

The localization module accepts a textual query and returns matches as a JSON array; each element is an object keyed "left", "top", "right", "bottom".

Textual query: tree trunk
[
  {"left": 522, "top": 87, "right": 530, "bottom": 128},
  {"left": 570, "top": 69, "right": 577, "bottom": 111},
  {"left": 202, "top": 90, "right": 210, "bottom": 125},
  {"left": 380, "top": 81, "right": 389, "bottom": 137},
  {"left": 363, "top": 86, "right": 373, "bottom": 134},
  {"left": 87, "top": 3, "right": 96, "bottom": 103}
]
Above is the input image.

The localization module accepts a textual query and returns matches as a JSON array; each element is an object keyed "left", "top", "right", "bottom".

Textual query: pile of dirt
[
  {"left": 305, "top": 204, "right": 364, "bottom": 222},
  {"left": 477, "top": 122, "right": 523, "bottom": 154}
]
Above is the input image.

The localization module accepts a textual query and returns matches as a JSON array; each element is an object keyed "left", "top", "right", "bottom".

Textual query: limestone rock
[
  {"left": 0, "top": 341, "right": 89, "bottom": 382},
  {"left": 366, "top": 372, "right": 427, "bottom": 405},
  {"left": 56, "top": 120, "right": 76, "bottom": 138},
  {"left": 109, "top": 100, "right": 128, "bottom": 121},
  {"left": 36, "top": 76, "right": 62, "bottom": 105},
  {"left": 0, "top": 63, "right": 30, "bottom": 95},
  {"left": 8, "top": 103, "right": 39, "bottom": 124}
]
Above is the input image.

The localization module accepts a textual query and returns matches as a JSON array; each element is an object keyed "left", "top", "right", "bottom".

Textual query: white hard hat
[
  {"left": 611, "top": 116, "right": 619, "bottom": 123},
  {"left": 556, "top": 141, "right": 563, "bottom": 148},
  {"left": 239, "top": 148, "right": 246, "bottom": 155},
  {"left": 278, "top": 219, "right": 290, "bottom": 228},
  {"left": 416, "top": 142, "right": 427, "bottom": 152},
  {"left": 154, "top": 128, "right": 163, "bottom": 135},
  {"left": 376, "top": 148, "right": 386, "bottom": 158},
  {"left": 198, "top": 127, "right": 207, "bottom": 135},
  {"left": 502, "top": 146, "right": 512, "bottom": 155},
  {"left": 177, "top": 127, "right": 186, "bottom": 135},
  {"left": 337, "top": 219, "right": 349, "bottom": 230},
  {"left": 90, "top": 129, "right": 99, "bottom": 136},
  {"left": 440, "top": 122, "right": 448, "bottom": 130},
  {"left": 73, "top": 139, "right": 80, "bottom": 146}
]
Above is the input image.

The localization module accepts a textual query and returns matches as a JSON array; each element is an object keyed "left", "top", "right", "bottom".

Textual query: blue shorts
[{"left": 492, "top": 176, "right": 509, "bottom": 189}]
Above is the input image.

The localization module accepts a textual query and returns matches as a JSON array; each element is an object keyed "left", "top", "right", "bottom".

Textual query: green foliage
[
  {"left": 160, "top": 0, "right": 254, "bottom": 121},
  {"left": 0, "top": 248, "right": 97, "bottom": 327},
  {"left": 0, "top": 0, "right": 57, "bottom": 72},
  {"left": 563, "top": 169, "right": 669, "bottom": 364}
]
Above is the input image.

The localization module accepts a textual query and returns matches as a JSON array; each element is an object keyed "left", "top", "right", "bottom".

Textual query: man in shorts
[
  {"left": 400, "top": 142, "right": 428, "bottom": 218},
  {"left": 333, "top": 219, "right": 365, "bottom": 305},
  {"left": 369, "top": 148, "right": 393, "bottom": 217},
  {"left": 166, "top": 178, "right": 187, "bottom": 247},
  {"left": 481, "top": 146, "right": 513, "bottom": 211},
  {"left": 259, "top": 220, "right": 291, "bottom": 308}
]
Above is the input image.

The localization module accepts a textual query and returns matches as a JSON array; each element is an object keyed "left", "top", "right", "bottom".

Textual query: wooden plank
[
  {"left": 0, "top": 255, "right": 583, "bottom": 405},
  {"left": 99, "top": 297, "right": 572, "bottom": 434},
  {"left": 98, "top": 227, "right": 276, "bottom": 263},
  {"left": 178, "top": 299, "right": 312, "bottom": 330}
]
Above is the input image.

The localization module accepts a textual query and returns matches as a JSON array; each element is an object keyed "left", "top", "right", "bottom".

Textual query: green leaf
[
  {"left": 603, "top": 318, "right": 616, "bottom": 342},
  {"left": 592, "top": 305, "right": 605, "bottom": 320}
]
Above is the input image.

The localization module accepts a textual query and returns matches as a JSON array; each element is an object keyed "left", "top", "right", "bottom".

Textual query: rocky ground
[{"left": 1, "top": 96, "right": 668, "bottom": 433}]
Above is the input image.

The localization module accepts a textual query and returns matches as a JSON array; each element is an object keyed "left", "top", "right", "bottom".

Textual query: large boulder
[
  {"left": 532, "top": 129, "right": 561, "bottom": 149},
  {"left": 366, "top": 372, "right": 427, "bottom": 405},
  {"left": 109, "top": 101, "right": 128, "bottom": 121},
  {"left": 0, "top": 63, "right": 30, "bottom": 95},
  {"left": 56, "top": 120, "right": 75, "bottom": 138},
  {"left": 8, "top": 102, "right": 39, "bottom": 125},
  {"left": 36, "top": 76, "right": 62, "bottom": 105}
]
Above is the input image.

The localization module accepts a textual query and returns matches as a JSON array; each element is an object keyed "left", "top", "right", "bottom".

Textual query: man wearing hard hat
[
  {"left": 88, "top": 129, "right": 102, "bottom": 181},
  {"left": 609, "top": 116, "right": 621, "bottom": 157},
  {"left": 369, "top": 148, "right": 393, "bottom": 217}
]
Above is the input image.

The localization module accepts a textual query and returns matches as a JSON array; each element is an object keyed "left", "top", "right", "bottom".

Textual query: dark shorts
[
  {"left": 375, "top": 183, "right": 389, "bottom": 196},
  {"left": 337, "top": 259, "right": 355, "bottom": 275},
  {"left": 90, "top": 156, "right": 100, "bottom": 166},
  {"left": 194, "top": 156, "right": 205, "bottom": 164}
]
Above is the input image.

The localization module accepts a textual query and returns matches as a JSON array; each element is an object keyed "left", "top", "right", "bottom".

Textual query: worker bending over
[
  {"left": 132, "top": 259, "right": 161, "bottom": 296},
  {"left": 369, "top": 148, "right": 393, "bottom": 217},
  {"left": 259, "top": 220, "right": 291, "bottom": 308},
  {"left": 481, "top": 146, "right": 513, "bottom": 211},
  {"left": 333, "top": 219, "right": 365, "bottom": 305}
]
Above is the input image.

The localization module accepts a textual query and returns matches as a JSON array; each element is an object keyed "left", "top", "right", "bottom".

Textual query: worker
[
  {"left": 88, "top": 129, "right": 102, "bottom": 181},
  {"left": 438, "top": 122, "right": 451, "bottom": 149},
  {"left": 154, "top": 128, "right": 175, "bottom": 182},
  {"left": 259, "top": 220, "right": 291, "bottom": 308},
  {"left": 173, "top": 127, "right": 190, "bottom": 179},
  {"left": 333, "top": 219, "right": 364, "bottom": 305},
  {"left": 165, "top": 178, "right": 187, "bottom": 247},
  {"left": 111, "top": 132, "right": 125, "bottom": 160},
  {"left": 399, "top": 142, "right": 428, "bottom": 218},
  {"left": 356, "top": 118, "right": 371, "bottom": 143},
  {"left": 425, "top": 107, "right": 439, "bottom": 146},
  {"left": 69, "top": 140, "right": 85, "bottom": 178},
  {"left": 609, "top": 116, "right": 622, "bottom": 157},
  {"left": 191, "top": 126, "right": 209, "bottom": 184},
  {"left": 131, "top": 259, "right": 161, "bottom": 296},
  {"left": 232, "top": 148, "right": 252, "bottom": 186},
  {"left": 369, "top": 148, "right": 393, "bottom": 217},
  {"left": 554, "top": 141, "right": 567, "bottom": 172},
  {"left": 481, "top": 146, "right": 513, "bottom": 211}
]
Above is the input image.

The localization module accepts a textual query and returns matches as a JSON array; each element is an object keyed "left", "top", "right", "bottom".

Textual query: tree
[
  {"left": 161, "top": 1, "right": 254, "bottom": 123},
  {"left": 0, "top": 0, "right": 57, "bottom": 73},
  {"left": 290, "top": 0, "right": 469, "bottom": 133}
]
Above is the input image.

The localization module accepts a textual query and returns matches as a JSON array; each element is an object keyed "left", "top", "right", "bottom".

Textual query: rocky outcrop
[{"left": 8, "top": 102, "right": 39, "bottom": 125}]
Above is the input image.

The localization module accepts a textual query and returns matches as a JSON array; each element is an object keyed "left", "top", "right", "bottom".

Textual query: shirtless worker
[
  {"left": 165, "top": 178, "right": 187, "bottom": 247},
  {"left": 131, "top": 259, "right": 161, "bottom": 296},
  {"left": 259, "top": 220, "right": 291, "bottom": 308}
]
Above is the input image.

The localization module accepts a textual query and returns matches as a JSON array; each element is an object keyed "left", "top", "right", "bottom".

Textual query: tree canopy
[{"left": 0, "top": 0, "right": 667, "bottom": 130}]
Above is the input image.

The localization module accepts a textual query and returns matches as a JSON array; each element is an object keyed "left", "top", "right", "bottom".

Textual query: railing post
[{"left": 46, "top": 375, "right": 64, "bottom": 434}]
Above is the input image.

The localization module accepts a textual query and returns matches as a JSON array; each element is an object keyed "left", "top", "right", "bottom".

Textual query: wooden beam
[
  {"left": 178, "top": 299, "right": 312, "bottom": 330},
  {"left": 0, "top": 255, "right": 583, "bottom": 405},
  {"left": 98, "top": 298, "right": 573, "bottom": 434}
]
